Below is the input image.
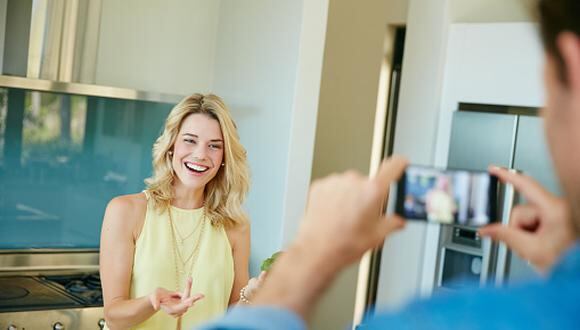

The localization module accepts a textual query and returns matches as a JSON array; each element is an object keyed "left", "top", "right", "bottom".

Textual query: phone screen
[{"left": 395, "top": 165, "right": 499, "bottom": 227}]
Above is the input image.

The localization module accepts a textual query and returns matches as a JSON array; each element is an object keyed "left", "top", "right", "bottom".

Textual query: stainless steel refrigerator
[{"left": 434, "top": 104, "right": 561, "bottom": 291}]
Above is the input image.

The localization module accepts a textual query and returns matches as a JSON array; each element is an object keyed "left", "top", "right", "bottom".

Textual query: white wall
[
  {"left": 281, "top": 0, "right": 329, "bottom": 245},
  {"left": 439, "top": 23, "right": 543, "bottom": 110},
  {"left": 211, "top": 0, "right": 304, "bottom": 275},
  {"left": 376, "top": 0, "right": 451, "bottom": 310},
  {"left": 95, "top": 0, "right": 221, "bottom": 95}
]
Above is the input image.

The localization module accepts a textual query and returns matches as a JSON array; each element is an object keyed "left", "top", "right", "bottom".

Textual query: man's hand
[
  {"left": 479, "top": 166, "right": 575, "bottom": 274},
  {"left": 253, "top": 156, "right": 408, "bottom": 319},
  {"left": 295, "top": 156, "right": 407, "bottom": 271},
  {"left": 149, "top": 277, "right": 205, "bottom": 318}
]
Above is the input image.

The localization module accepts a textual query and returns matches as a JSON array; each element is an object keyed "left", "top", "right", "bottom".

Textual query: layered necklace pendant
[
  {"left": 167, "top": 206, "right": 207, "bottom": 330},
  {"left": 168, "top": 206, "right": 207, "bottom": 291}
]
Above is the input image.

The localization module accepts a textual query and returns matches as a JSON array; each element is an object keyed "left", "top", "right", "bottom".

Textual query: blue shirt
[{"left": 199, "top": 243, "right": 580, "bottom": 330}]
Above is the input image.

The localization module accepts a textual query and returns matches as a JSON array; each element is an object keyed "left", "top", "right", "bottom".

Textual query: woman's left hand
[{"left": 243, "top": 271, "right": 267, "bottom": 301}]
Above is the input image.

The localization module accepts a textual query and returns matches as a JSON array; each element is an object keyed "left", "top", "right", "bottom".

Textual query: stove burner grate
[
  {"left": 0, "top": 276, "right": 82, "bottom": 311},
  {"left": 0, "top": 285, "right": 29, "bottom": 300},
  {"left": 43, "top": 273, "right": 103, "bottom": 305}
]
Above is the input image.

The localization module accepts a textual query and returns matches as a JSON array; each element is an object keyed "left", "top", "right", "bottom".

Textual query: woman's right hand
[{"left": 149, "top": 277, "right": 205, "bottom": 318}]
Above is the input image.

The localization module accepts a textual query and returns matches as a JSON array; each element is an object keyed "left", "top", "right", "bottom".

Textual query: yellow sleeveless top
[{"left": 128, "top": 191, "right": 234, "bottom": 329}]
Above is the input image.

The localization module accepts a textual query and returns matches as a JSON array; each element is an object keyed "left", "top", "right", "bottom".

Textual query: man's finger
[
  {"left": 373, "top": 156, "right": 408, "bottom": 199},
  {"left": 510, "top": 204, "right": 540, "bottom": 230},
  {"left": 479, "top": 224, "right": 535, "bottom": 259},
  {"left": 488, "top": 166, "right": 553, "bottom": 208},
  {"left": 376, "top": 214, "right": 406, "bottom": 242}
]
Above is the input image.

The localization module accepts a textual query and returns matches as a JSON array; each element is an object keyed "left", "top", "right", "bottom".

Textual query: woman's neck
[{"left": 172, "top": 183, "right": 205, "bottom": 209}]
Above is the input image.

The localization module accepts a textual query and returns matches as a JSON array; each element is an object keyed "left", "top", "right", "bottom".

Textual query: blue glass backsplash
[{"left": 0, "top": 88, "right": 175, "bottom": 249}]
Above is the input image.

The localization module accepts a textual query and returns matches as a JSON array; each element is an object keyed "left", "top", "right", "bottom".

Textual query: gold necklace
[
  {"left": 167, "top": 207, "right": 207, "bottom": 330},
  {"left": 170, "top": 207, "right": 203, "bottom": 245},
  {"left": 168, "top": 207, "right": 206, "bottom": 281},
  {"left": 170, "top": 215, "right": 204, "bottom": 268}
]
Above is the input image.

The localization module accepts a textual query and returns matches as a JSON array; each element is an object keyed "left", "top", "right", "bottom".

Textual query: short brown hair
[{"left": 538, "top": 0, "right": 580, "bottom": 83}]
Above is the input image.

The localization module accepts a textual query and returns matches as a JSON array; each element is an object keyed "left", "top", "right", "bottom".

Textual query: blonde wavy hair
[{"left": 145, "top": 93, "right": 250, "bottom": 228}]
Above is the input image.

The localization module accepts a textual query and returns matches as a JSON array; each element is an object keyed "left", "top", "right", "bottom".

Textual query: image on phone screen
[{"left": 395, "top": 165, "right": 498, "bottom": 227}]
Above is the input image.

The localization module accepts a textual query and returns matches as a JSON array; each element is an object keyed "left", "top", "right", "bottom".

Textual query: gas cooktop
[{"left": 0, "top": 273, "right": 102, "bottom": 313}]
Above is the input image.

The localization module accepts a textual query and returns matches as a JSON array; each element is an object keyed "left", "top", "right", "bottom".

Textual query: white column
[{"left": 377, "top": 0, "right": 451, "bottom": 308}]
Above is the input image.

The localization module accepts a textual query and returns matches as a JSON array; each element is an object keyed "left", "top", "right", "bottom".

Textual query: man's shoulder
[{"left": 369, "top": 278, "right": 580, "bottom": 329}]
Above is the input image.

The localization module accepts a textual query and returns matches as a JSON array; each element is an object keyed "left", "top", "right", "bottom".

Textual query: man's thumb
[{"left": 479, "top": 224, "right": 533, "bottom": 259}]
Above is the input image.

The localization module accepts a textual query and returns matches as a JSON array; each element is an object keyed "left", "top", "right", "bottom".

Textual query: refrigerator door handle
[
  {"left": 495, "top": 176, "right": 518, "bottom": 286},
  {"left": 480, "top": 236, "right": 494, "bottom": 285}
]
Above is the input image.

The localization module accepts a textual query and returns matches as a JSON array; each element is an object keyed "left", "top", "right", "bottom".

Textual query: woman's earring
[
  {"left": 221, "top": 163, "right": 225, "bottom": 167},
  {"left": 168, "top": 151, "right": 173, "bottom": 157}
]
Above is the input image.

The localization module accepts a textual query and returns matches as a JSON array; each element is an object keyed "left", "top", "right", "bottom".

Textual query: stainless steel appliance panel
[
  {"left": 513, "top": 116, "right": 561, "bottom": 195},
  {"left": 0, "top": 307, "right": 105, "bottom": 330},
  {"left": 439, "top": 110, "right": 561, "bottom": 290},
  {"left": 435, "top": 111, "right": 518, "bottom": 291},
  {"left": 448, "top": 111, "right": 517, "bottom": 171},
  {"left": 508, "top": 116, "right": 561, "bottom": 283}
]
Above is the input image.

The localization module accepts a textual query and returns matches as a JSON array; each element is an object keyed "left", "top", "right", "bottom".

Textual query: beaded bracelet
[{"left": 239, "top": 285, "right": 251, "bottom": 304}]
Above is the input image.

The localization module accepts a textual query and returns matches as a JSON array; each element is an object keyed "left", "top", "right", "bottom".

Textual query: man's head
[{"left": 539, "top": 0, "right": 580, "bottom": 235}]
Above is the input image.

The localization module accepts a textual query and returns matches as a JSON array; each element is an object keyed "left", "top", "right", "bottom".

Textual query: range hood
[
  {"left": 0, "top": 75, "right": 183, "bottom": 103},
  {"left": 1, "top": 0, "right": 182, "bottom": 102},
  {"left": 3, "top": 0, "right": 101, "bottom": 83}
]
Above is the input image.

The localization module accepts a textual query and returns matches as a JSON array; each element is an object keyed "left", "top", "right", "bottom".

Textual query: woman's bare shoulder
[
  {"left": 107, "top": 193, "right": 147, "bottom": 212},
  {"left": 103, "top": 193, "right": 148, "bottom": 233}
]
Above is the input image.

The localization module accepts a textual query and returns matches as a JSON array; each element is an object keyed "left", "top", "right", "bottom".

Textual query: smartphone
[{"left": 394, "top": 165, "right": 499, "bottom": 227}]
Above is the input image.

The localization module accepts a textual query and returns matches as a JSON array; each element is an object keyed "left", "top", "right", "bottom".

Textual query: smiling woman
[{"left": 99, "top": 94, "right": 255, "bottom": 330}]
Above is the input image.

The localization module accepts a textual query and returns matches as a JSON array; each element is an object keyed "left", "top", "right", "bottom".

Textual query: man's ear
[{"left": 557, "top": 32, "right": 580, "bottom": 92}]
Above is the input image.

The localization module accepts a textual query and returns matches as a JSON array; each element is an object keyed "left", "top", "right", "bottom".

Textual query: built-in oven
[{"left": 0, "top": 250, "right": 104, "bottom": 330}]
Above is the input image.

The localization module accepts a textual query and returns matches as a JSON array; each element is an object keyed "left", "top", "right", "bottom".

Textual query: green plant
[{"left": 260, "top": 251, "right": 283, "bottom": 272}]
